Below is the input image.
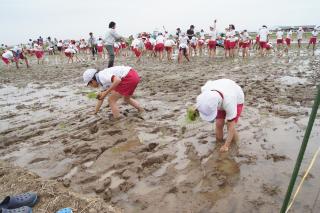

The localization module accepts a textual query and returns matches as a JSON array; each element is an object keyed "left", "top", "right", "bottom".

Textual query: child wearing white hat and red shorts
[
  {"left": 196, "top": 79, "right": 244, "bottom": 152},
  {"left": 2, "top": 47, "right": 30, "bottom": 69},
  {"left": 83, "top": 66, "right": 144, "bottom": 119}
]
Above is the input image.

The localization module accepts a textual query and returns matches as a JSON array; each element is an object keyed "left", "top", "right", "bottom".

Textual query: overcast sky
[{"left": 1, "top": 0, "right": 319, "bottom": 45}]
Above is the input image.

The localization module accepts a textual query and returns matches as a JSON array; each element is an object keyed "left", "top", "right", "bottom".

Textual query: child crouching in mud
[
  {"left": 83, "top": 65, "right": 144, "bottom": 119},
  {"left": 189, "top": 79, "right": 244, "bottom": 152}
]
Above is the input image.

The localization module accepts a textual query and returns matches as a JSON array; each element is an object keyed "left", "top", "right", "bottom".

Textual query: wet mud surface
[{"left": 1, "top": 49, "right": 320, "bottom": 212}]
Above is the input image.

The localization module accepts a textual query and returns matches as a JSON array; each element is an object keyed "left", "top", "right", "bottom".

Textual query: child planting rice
[
  {"left": 83, "top": 66, "right": 144, "bottom": 119},
  {"left": 189, "top": 79, "right": 244, "bottom": 152}
]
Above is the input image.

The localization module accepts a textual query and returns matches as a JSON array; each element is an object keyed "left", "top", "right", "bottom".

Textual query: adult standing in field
[
  {"left": 258, "top": 25, "right": 270, "bottom": 56},
  {"left": 175, "top": 28, "right": 181, "bottom": 47},
  {"left": 105, "top": 21, "right": 123, "bottom": 68},
  {"left": 88, "top": 32, "right": 97, "bottom": 60},
  {"left": 296, "top": 27, "right": 304, "bottom": 50},
  {"left": 187, "top": 25, "right": 195, "bottom": 41},
  {"left": 187, "top": 25, "right": 195, "bottom": 54},
  {"left": 307, "top": 28, "right": 318, "bottom": 56}
]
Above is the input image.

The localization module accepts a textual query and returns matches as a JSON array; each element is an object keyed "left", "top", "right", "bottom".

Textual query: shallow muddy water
[{"left": 0, "top": 48, "right": 320, "bottom": 212}]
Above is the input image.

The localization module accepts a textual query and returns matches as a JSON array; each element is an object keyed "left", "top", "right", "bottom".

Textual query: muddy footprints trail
[{"left": 1, "top": 52, "right": 320, "bottom": 212}]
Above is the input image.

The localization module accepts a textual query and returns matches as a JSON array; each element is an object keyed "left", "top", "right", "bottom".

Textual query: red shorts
[
  {"left": 165, "top": 46, "right": 173, "bottom": 52},
  {"left": 64, "top": 52, "right": 72, "bottom": 57},
  {"left": 260, "top": 41, "right": 267, "bottom": 49},
  {"left": 155, "top": 43, "right": 164, "bottom": 52},
  {"left": 35, "top": 51, "right": 44, "bottom": 59},
  {"left": 132, "top": 48, "right": 141, "bottom": 57},
  {"left": 266, "top": 44, "right": 271, "bottom": 50},
  {"left": 27, "top": 49, "right": 34, "bottom": 55},
  {"left": 2, "top": 57, "right": 10, "bottom": 64},
  {"left": 145, "top": 42, "right": 153, "bottom": 51},
  {"left": 229, "top": 41, "right": 236, "bottom": 49},
  {"left": 191, "top": 44, "right": 197, "bottom": 49},
  {"left": 309, "top": 37, "right": 317, "bottom": 44},
  {"left": 224, "top": 40, "right": 230, "bottom": 49},
  {"left": 256, "top": 37, "right": 260, "bottom": 42},
  {"left": 285, "top": 38, "right": 291, "bottom": 46},
  {"left": 242, "top": 42, "right": 250, "bottom": 48},
  {"left": 208, "top": 40, "right": 216, "bottom": 49},
  {"left": 276, "top": 39, "right": 283, "bottom": 44},
  {"left": 216, "top": 104, "right": 244, "bottom": 123},
  {"left": 114, "top": 69, "right": 140, "bottom": 97},
  {"left": 198, "top": 40, "right": 204, "bottom": 46},
  {"left": 97, "top": 46, "right": 104, "bottom": 53},
  {"left": 121, "top": 43, "right": 127, "bottom": 49}
]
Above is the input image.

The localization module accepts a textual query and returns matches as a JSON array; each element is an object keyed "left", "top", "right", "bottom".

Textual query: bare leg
[
  {"left": 123, "top": 96, "right": 144, "bottom": 112},
  {"left": 215, "top": 119, "right": 224, "bottom": 143},
  {"left": 108, "top": 91, "right": 122, "bottom": 118}
]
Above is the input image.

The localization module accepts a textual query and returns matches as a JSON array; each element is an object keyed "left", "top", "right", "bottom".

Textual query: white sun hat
[
  {"left": 83, "top": 69, "right": 97, "bottom": 86},
  {"left": 196, "top": 90, "right": 221, "bottom": 122}
]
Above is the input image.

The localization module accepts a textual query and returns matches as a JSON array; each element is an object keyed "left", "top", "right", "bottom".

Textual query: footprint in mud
[
  {"left": 71, "top": 143, "right": 100, "bottom": 155},
  {"left": 89, "top": 125, "right": 99, "bottom": 134},
  {"left": 103, "top": 129, "right": 122, "bottom": 136},
  {"left": 28, "top": 157, "right": 50, "bottom": 164},
  {"left": 261, "top": 183, "right": 281, "bottom": 196},
  {"left": 265, "top": 153, "right": 289, "bottom": 162},
  {"left": 141, "top": 154, "right": 173, "bottom": 168}
]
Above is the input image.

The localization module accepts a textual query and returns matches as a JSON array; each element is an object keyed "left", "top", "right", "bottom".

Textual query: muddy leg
[
  {"left": 215, "top": 119, "right": 224, "bottom": 143},
  {"left": 108, "top": 91, "right": 122, "bottom": 118},
  {"left": 123, "top": 96, "right": 144, "bottom": 112}
]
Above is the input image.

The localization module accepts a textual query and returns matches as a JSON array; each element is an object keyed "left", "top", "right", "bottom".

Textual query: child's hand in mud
[
  {"left": 220, "top": 144, "right": 229, "bottom": 152},
  {"left": 97, "top": 91, "right": 108, "bottom": 100}
]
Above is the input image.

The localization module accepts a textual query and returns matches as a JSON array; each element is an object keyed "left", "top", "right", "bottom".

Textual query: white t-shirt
[
  {"left": 114, "top": 42, "right": 120, "bottom": 48},
  {"left": 156, "top": 35, "right": 165, "bottom": 44},
  {"left": 229, "top": 30, "right": 236, "bottom": 42},
  {"left": 57, "top": 42, "right": 63, "bottom": 47},
  {"left": 241, "top": 32, "right": 250, "bottom": 42},
  {"left": 190, "top": 37, "right": 198, "bottom": 45},
  {"left": 312, "top": 30, "right": 318, "bottom": 37},
  {"left": 149, "top": 38, "right": 156, "bottom": 46},
  {"left": 201, "top": 79, "right": 244, "bottom": 120},
  {"left": 209, "top": 29, "right": 217, "bottom": 41},
  {"left": 97, "top": 40, "right": 104, "bottom": 46},
  {"left": 259, "top": 28, "right": 269, "bottom": 42},
  {"left": 2, "top": 50, "right": 14, "bottom": 59},
  {"left": 276, "top": 31, "right": 284, "bottom": 39},
  {"left": 297, "top": 29, "right": 304, "bottom": 39},
  {"left": 97, "top": 66, "right": 131, "bottom": 90},
  {"left": 164, "top": 39, "right": 176, "bottom": 47},
  {"left": 131, "top": 38, "right": 143, "bottom": 49},
  {"left": 225, "top": 31, "right": 230, "bottom": 41},
  {"left": 286, "top": 31, "right": 292, "bottom": 39},
  {"left": 200, "top": 32, "right": 205, "bottom": 40},
  {"left": 179, "top": 35, "right": 189, "bottom": 48}
]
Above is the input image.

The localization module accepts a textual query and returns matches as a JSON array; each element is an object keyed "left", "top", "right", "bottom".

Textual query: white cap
[
  {"left": 10, "top": 46, "right": 19, "bottom": 52},
  {"left": 83, "top": 69, "right": 97, "bottom": 86},
  {"left": 196, "top": 90, "right": 221, "bottom": 122}
]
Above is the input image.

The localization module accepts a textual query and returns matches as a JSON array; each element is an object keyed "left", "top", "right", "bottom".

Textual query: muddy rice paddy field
[{"left": 0, "top": 48, "right": 320, "bottom": 213}]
